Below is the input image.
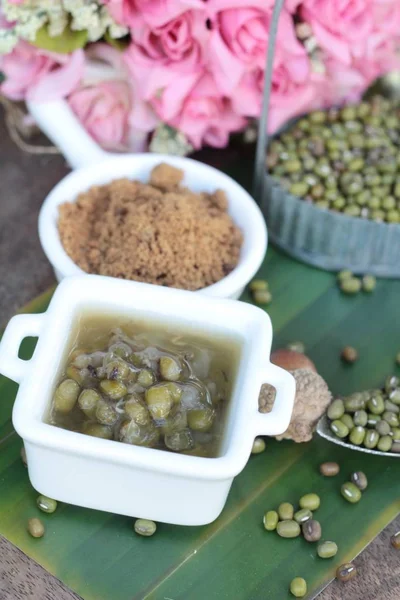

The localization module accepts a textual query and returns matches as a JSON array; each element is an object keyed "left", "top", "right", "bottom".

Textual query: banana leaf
[{"left": 0, "top": 145, "right": 400, "bottom": 599}]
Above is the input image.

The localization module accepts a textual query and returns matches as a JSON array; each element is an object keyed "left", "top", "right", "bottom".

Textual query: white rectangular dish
[{"left": 0, "top": 275, "right": 294, "bottom": 525}]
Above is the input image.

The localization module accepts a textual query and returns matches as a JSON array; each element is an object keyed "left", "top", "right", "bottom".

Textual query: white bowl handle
[
  {"left": 0, "top": 314, "right": 46, "bottom": 383},
  {"left": 255, "top": 363, "right": 295, "bottom": 436},
  {"left": 27, "top": 99, "right": 111, "bottom": 169}
]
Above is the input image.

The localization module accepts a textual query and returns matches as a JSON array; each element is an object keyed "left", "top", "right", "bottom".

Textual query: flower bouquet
[{"left": 1, "top": 0, "right": 400, "bottom": 156}]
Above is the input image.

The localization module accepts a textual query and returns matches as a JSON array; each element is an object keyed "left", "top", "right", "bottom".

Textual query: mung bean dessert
[{"left": 48, "top": 313, "right": 241, "bottom": 458}]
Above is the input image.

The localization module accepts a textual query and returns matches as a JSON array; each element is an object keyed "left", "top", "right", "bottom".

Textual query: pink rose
[
  {"left": 300, "top": 0, "right": 375, "bottom": 65},
  {"left": 132, "top": 6, "right": 207, "bottom": 63},
  {"left": 124, "top": 6, "right": 208, "bottom": 125},
  {"left": 103, "top": 0, "right": 204, "bottom": 28},
  {"left": 168, "top": 73, "right": 246, "bottom": 148},
  {"left": 207, "top": 0, "right": 308, "bottom": 95},
  {"left": 232, "top": 58, "right": 322, "bottom": 134},
  {"left": 68, "top": 44, "right": 152, "bottom": 151},
  {"left": 0, "top": 41, "right": 84, "bottom": 101}
]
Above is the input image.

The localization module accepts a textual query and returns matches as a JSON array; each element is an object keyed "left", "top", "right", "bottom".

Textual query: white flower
[
  {"left": 0, "top": 0, "right": 127, "bottom": 49},
  {"left": 0, "top": 29, "right": 18, "bottom": 54},
  {"left": 150, "top": 125, "right": 193, "bottom": 157}
]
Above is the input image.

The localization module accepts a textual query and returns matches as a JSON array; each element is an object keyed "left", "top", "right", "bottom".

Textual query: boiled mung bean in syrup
[{"left": 49, "top": 315, "right": 240, "bottom": 458}]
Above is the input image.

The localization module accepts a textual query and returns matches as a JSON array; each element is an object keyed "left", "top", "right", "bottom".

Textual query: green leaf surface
[
  {"left": 0, "top": 147, "right": 400, "bottom": 600},
  {"left": 32, "top": 25, "right": 88, "bottom": 53}
]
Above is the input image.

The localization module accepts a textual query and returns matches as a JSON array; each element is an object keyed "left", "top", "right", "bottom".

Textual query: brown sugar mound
[{"left": 58, "top": 163, "right": 243, "bottom": 290}]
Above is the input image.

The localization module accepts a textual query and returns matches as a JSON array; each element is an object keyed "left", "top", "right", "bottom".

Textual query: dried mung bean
[
  {"left": 249, "top": 280, "right": 268, "bottom": 292},
  {"left": 364, "top": 430, "right": 380, "bottom": 449},
  {"left": 290, "top": 577, "right": 307, "bottom": 598},
  {"left": 134, "top": 519, "right": 157, "bottom": 537},
  {"left": 391, "top": 531, "right": 400, "bottom": 549},
  {"left": 330, "top": 420, "right": 349, "bottom": 439},
  {"left": 344, "top": 393, "right": 365, "bottom": 412},
  {"left": 367, "top": 395, "right": 385, "bottom": 415},
  {"left": 299, "top": 493, "right": 320, "bottom": 511},
  {"left": 286, "top": 341, "right": 305, "bottom": 353},
  {"left": 327, "top": 399, "right": 345, "bottom": 420},
  {"left": 391, "top": 428, "right": 400, "bottom": 441},
  {"left": 319, "top": 462, "right": 340, "bottom": 477},
  {"left": 278, "top": 502, "right": 294, "bottom": 521},
  {"left": 336, "top": 563, "right": 357, "bottom": 582},
  {"left": 294, "top": 508, "right": 313, "bottom": 524},
  {"left": 341, "top": 482, "right": 362, "bottom": 503},
  {"left": 27, "top": 518, "right": 45, "bottom": 539},
  {"left": 378, "top": 435, "right": 393, "bottom": 452},
  {"left": 337, "top": 270, "right": 353, "bottom": 282},
  {"left": 341, "top": 346, "right": 358, "bottom": 363},
  {"left": 351, "top": 471, "right": 368, "bottom": 491},
  {"left": 391, "top": 443, "right": 400, "bottom": 453},
  {"left": 367, "top": 414, "right": 381, "bottom": 427},
  {"left": 340, "top": 277, "right": 361, "bottom": 294},
  {"left": 341, "top": 414, "right": 354, "bottom": 430},
  {"left": 349, "top": 426, "right": 366, "bottom": 446},
  {"left": 385, "top": 400, "right": 399, "bottom": 414},
  {"left": 354, "top": 410, "right": 368, "bottom": 427},
  {"left": 251, "top": 437, "right": 266, "bottom": 454},
  {"left": 376, "top": 420, "right": 391, "bottom": 436},
  {"left": 302, "top": 519, "right": 321, "bottom": 542},
  {"left": 263, "top": 510, "right": 279, "bottom": 531},
  {"left": 383, "top": 411, "right": 399, "bottom": 427},
  {"left": 37, "top": 495, "right": 57, "bottom": 514},
  {"left": 317, "top": 541, "right": 338, "bottom": 558},
  {"left": 253, "top": 290, "right": 272, "bottom": 305},
  {"left": 362, "top": 275, "right": 376, "bottom": 292},
  {"left": 276, "top": 520, "right": 301, "bottom": 538},
  {"left": 385, "top": 376, "right": 399, "bottom": 393},
  {"left": 389, "top": 388, "right": 400, "bottom": 405}
]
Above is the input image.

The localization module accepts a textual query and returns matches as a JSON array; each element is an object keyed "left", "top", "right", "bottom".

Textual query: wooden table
[{"left": 0, "top": 110, "right": 399, "bottom": 600}]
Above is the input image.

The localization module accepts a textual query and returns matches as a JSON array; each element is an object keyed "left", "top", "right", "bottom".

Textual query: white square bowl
[{"left": 0, "top": 275, "right": 294, "bottom": 525}]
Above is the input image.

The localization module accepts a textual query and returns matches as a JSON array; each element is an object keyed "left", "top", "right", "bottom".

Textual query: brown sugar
[{"left": 58, "top": 163, "right": 243, "bottom": 291}]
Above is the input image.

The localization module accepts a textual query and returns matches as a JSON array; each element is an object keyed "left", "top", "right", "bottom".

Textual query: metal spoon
[{"left": 316, "top": 415, "right": 400, "bottom": 457}]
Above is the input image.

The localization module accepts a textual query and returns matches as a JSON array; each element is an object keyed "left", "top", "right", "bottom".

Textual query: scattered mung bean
[
  {"left": 340, "top": 278, "right": 361, "bottom": 294},
  {"left": 341, "top": 346, "right": 358, "bottom": 363},
  {"left": 391, "top": 531, "right": 400, "bottom": 549},
  {"left": 319, "top": 462, "right": 340, "bottom": 477},
  {"left": 294, "top": 508, "right": 313, "bottom": 524},
  {"left": 317, "top": 541, "right": 338, "bottom": 559},
  {"left": 362, "top": 275, "right": 376, "bottom": 292},
  {"left": 253, "top": 290, "right": 272, "bottom": 305},
  {"left": 302, "top": 519, "right": 321, "bottom": 542},
  {"left": 341, "top": 482, "right": 362, "bottom": 503},
  {"left": 299, "top": 493, "right": 320, "bottom": 511},
  {"left": 249, "top": 280, "right": 268, "bottom": 292},
  {"left": 290, "top": 577, "right": 307, "bottom": 598},
  {"left": 350, "top": 471, "right": 368, "bottom": 491},
  {"left": 278, "top": 502, "right": 294, "bottom": 521},
  {"left": 134, "top": 519, "right": 157, "bottom": 537},
  {"left": 263, "top": 510, "right": 279, "bottom": 531},
  {"left": 36, "top": 495, "right": 57, "bottom": 514},
  {"left": 276, "top": 520, "right": 301, "bottom": 538},
  {"left": 251, "top": 437, "right": 266, "bottom": 454},
  {"left": 336, "top": 563, "right": 357, "bottom": 582},
  {"left": 27, "top": 518, "right": 45, "bottom": 538}
]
